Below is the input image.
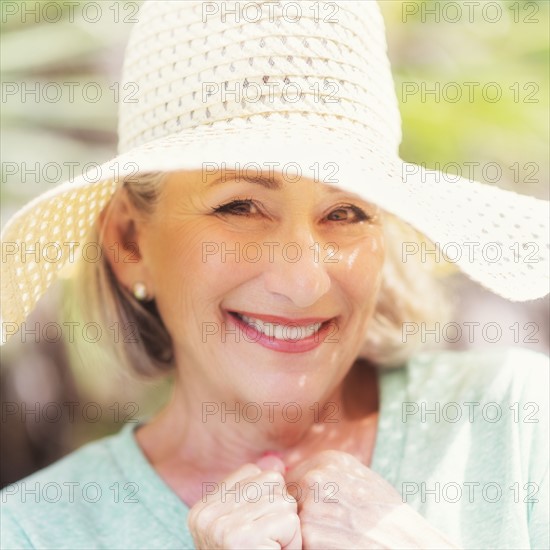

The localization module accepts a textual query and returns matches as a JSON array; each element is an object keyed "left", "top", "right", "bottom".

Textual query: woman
[{"left": 1, "top": 1, "right": 548, "bottom": 549}]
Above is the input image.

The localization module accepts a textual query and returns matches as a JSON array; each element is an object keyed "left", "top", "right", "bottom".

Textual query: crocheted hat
[{"left": 1, "top": 0, "right": 548, "bottom": 343}]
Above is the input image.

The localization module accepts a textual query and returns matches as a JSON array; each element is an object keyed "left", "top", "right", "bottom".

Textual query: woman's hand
[
  {"left": 188, "top": 456, "right": 302, "bottom": 549},
  {"left": 285, "top": 450, "right": 460, "bottom": 550}
]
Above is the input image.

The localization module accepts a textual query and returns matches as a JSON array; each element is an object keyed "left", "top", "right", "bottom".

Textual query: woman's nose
[{"left": 261, "top": 234, "right": 332, "bottom": 309}]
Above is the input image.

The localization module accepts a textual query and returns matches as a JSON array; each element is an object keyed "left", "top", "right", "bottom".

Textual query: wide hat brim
[{"left": 1, "top": 116, "right": 549, "bottom": 343}]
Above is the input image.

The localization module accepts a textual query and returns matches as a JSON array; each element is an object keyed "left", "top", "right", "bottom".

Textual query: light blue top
[{"left": 1, "top": 347, "right": 548, "bottom": 549}]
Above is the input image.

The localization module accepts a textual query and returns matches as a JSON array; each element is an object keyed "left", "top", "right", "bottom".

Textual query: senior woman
[{"left": 1, "top": 1, "right": 548, "bottom": 549}]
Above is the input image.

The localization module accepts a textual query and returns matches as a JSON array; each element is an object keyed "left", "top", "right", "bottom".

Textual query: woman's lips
[
  {"left": 230, "top": 310, "right": 334, "bottom": 326},
  {"left": 224, "top": 310, "right": 339, "bottom": 354}
]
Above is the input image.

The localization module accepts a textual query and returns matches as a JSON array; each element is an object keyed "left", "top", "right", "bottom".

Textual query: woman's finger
[
  {"left": 255, "top": 455, "right": 286, "bottom": 475},
  {"left": 221, "top": 463, "right": 262, "bottom": 491},
  {"left": 252, "top": 511, "right": 302, "bottom": 550}
]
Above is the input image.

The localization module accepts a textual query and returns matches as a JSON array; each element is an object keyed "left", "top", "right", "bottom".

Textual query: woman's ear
[{"left": 98, "top": 187, "right": 154, "bottom": 300}]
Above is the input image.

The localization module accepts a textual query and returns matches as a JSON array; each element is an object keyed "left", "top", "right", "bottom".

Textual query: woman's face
[{"left": 138, "top": 169, "right": 385, "bottom": 406}]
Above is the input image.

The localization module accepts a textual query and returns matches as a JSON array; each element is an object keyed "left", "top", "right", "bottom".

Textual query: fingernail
[{"left": 262, "top": 450, "right": 283, "bottom": 458}]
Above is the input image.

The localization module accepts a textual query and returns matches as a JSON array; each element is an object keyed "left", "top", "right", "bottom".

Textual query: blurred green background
[{"left": 1, "top": 0, "right": 549, "bottom": 486}]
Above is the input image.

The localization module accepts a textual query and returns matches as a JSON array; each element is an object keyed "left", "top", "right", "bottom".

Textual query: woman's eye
[
  {"left": 213, "top": 200, "right": 371, "bottom": 222},
  {"left": 326, "top": 205, "right": 370, "bottom": 223},
  {"left": 213, "top": 199, "right": 259, "bottom": 216}
]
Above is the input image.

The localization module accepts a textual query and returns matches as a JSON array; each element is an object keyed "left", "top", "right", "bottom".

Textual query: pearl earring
[{"left": 132, "top": 282, "right": 149, "bottom": 301}]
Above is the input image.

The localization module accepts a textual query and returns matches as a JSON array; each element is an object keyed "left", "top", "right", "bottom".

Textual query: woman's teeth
[{"left": 237, "top": 313, "right": 323, "bottom": 341}]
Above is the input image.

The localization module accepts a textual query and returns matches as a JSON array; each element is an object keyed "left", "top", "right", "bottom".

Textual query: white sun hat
[{"left": 1, "top": 0, "right": 549, "bottom": 343}]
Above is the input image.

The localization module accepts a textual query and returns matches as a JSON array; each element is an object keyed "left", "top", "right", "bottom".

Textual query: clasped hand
[{"left": 188, "top": 450, "right": 459, "bottom": 549}]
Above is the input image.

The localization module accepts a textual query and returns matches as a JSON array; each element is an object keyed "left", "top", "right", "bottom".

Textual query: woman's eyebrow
[
  {"left": 208, "top": 177, "right": 342, "bottom": 193},
  {"left": 208, "top": 174, "right": 283, "bottom": 190}
]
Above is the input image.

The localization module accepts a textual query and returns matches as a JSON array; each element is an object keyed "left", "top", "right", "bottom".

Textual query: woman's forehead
[{"left": 164, "top": 168, "right": 355, "bottom": 195}]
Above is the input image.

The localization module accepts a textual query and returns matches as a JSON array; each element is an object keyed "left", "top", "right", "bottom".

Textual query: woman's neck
[{"left": 135, "top": 359, "right": 379, "bottom": 507}]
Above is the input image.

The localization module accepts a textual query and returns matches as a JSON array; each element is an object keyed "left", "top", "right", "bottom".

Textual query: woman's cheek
[
  {"left": 338, "top": 232, "right": 385, "bottom": 303},
  {"left": 149, "top": 218, "right": 223, "bottom": 270}
]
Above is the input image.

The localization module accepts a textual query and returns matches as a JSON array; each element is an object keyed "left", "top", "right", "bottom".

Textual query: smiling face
[{"left": 110, "top": 169, "right": 385, "bottom": 407}]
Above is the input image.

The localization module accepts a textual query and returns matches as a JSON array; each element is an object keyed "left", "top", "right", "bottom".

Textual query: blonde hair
[{"left": 68, "top": 171, "right": 454, "bottom": 377}]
